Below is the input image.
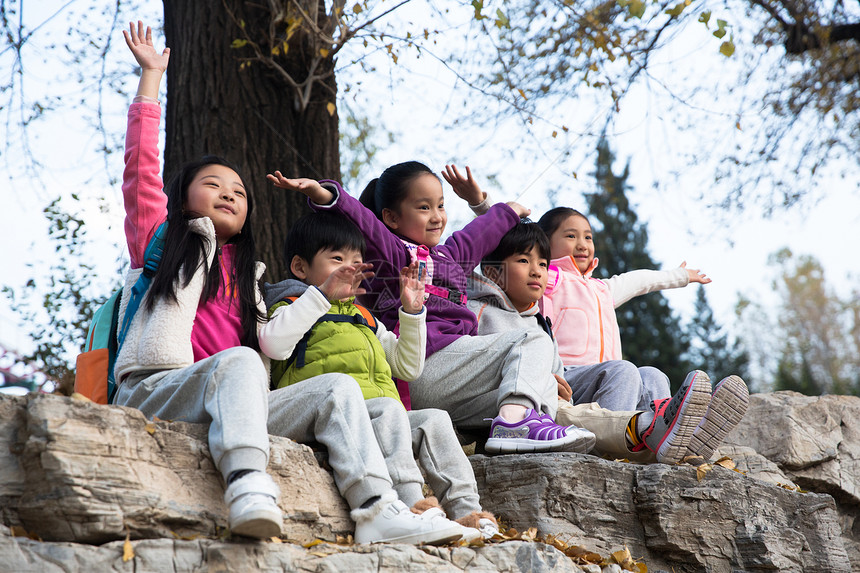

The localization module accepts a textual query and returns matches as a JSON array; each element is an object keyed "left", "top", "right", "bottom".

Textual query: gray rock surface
[
  {"left": 2, "top": 391, "right": 858, "bottom": 572},
  {"left": 3, "top": 393, "right": 350, "bottom": 544},
  {"left": 470, "top": 452, "right": 850, "bottom": 573},
  {"left": 722, "top": 391, "right": 860, "bottom": 568}
]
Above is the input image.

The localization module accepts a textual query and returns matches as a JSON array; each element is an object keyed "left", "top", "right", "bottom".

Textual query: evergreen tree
[
  {"left": 585, "top": 138, "right": 692, "bottom": 392},
  {"left": 774, "top": 354, "right": 820, "bottom": 395},
  {"left": 685, "top": 286, "right": 750, "bottom": 383}
]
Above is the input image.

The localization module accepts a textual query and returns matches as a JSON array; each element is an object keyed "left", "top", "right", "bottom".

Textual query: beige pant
[{"left": 555, "top": 400, "right": 657, "bottom": 463}]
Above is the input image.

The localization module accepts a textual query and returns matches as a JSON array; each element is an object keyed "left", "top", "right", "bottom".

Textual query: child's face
[
  {"left": 183, "top": 164, "right": 248, "bottom": 245},
  {"left": 293, "top": 247, "right": 364, "bottom": 288},
  {"left": 382, "top": 173, "right": 447, "bottom": 247},
  {"left": 548, "top": 214, "right": 594, "bottom": 274},
  {"left": 493, "top": 248, "right": 549, "bottom": 312}
]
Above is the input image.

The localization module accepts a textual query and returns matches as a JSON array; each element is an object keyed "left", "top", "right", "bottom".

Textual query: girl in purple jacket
[{"left": 267, "top": 163, "right": 595, "bottom": 454}]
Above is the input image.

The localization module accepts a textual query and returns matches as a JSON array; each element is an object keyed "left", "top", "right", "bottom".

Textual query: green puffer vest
[{"left": 269, "top": 298, "right": 402, "bottom": 403}]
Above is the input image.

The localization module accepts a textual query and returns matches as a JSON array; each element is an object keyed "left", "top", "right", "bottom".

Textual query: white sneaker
[
  {"left": 354, "top": 500, "right": 463, "bottom": 545},
  {"left": 478, "top": 517, "right": 500, "bottom": 539},
  {"left": 224, "top": 471, "right": 283, "bottom": 539}
]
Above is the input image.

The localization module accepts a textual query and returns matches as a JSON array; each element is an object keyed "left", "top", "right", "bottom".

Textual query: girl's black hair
[
  {"left": 358, "top": 161, "right": 438, "bottom": 221},
  {"left": 145, "top": 155, "right": 264, "bottom": 349},
  {"left": 284, "top": 212, "right": 367, "bottom": 279},
  {"left": 481, "top": 219, "right": 552, "bottom": 274},
  {"left": 536, "top": 206, "right": 588, "bottom": 237}
]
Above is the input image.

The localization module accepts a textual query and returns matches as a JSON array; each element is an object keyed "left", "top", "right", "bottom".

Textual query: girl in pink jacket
[{"left": 538, "top": 207, "right": 749, "bottom": 461}]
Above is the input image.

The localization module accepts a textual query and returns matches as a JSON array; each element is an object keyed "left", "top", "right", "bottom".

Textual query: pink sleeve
[{"left": 122, "top": 102, "right": 167, "bottom": 269}]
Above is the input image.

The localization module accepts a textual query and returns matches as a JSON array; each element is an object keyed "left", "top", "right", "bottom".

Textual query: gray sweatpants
[
  {"left": 564, "top": 360, "right": 671, "bottom": 411},
  {"left": 114, "top": 346, "right": 394, "bottom": 509},
  {"left": 366, "top": 398, "right": 482, "bottom": 520},
  {"left": 409, "top": 330, "right": 559, "bottom": 428}
]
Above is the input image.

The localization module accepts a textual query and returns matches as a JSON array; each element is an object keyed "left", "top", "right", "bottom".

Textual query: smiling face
[
  {"left": 381, "top": 173, "right": 447, "bottom": 247},
  {"left": 183, "top": 164, "right": 248, "bottom": 246},
  {"left": 291, "top": 247, "right": 364, "bottom": 289},
  {"left": 547, "top": 214, "right": 594, "bottom": 274},
  {"left": 488, "top": 248, "right": 549, "bottom": 312}
]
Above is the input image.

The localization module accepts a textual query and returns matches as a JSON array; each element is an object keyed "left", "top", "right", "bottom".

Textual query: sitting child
[
  {"left": 259, "top": 212, "right": 498, "bottom": 541},
  {"left": 467, "top": 220, "right": 746, "bottom": 464}
]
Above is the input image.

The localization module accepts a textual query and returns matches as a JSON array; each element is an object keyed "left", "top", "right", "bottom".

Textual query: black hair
[
  {"left": 283, "top": 212, "right": 367, "bottom": 279},
  {"left": 145, "top": 155, "right": 264, "bottom": 349},
  {"left": 536, "top": 206, "right": 588, "bottom": 237},
  {"left": 480, "top": 219, "right": 551, "bottom": 274},
  {"left": 358, "top": 161, "right": 438, "bottom": 222}
]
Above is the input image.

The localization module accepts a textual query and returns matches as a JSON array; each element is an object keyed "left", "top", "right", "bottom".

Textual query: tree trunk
[{"left": 162, "top": 0, "right": 340, "bottom": 282}]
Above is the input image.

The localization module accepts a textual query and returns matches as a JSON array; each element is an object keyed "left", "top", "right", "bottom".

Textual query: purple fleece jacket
[{"left": 311, "top": 181, "right": 520, "bottom": 357}]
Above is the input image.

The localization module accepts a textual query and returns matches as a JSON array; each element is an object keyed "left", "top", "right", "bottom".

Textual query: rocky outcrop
[
  {"left": 1, "top": 392, "right": 857, "bottom": 572},
  {"left": 720, "top": 391, "right": 860, "bottom": 568}
]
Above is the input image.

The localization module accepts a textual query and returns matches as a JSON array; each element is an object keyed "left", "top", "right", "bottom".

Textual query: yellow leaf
[
  {"left": 71, "top": 392, "right": 92, "bottom": 402},
  {"left": 392, "top": 54, "right": 398, "bottom": 64},
  {"left": 696, "top": 463, "right": 713, "bottom": 481},
  {"left": 122, "top": 534, "right": 134, "bottom": 562},
  {"left": 304, "top": 538, "right": 324, "bottom": 548},
  {"left": 144, "top": 423, "right": 156, "bottom": 435},
  {"left": 319, "top": 48, "right": 330, "bottom": 58},
  {"left": 715, "top": 456, "right": 736, "bottom": 470},
  {"left": 719, "top": 40, "right": 735, "bottom": 57},
  {"left": 352, "top": 3, "right": 363, "bottom": 14},
  {"left": 326, "top": 102, "right": 336, "bottom": 116},
  {"left": 735, "top": 120, "right": 742, "bottom": 131},
  {"left": 270, "top": 536, "right": 282, "bottom": 543},
  {"left": 517, "top": 89, "right": 528, "bottom": 100},
  {"left": 552, "top": 131, "right": 558, "bottom": 138},
  {"left": 231, "top": 39, "right": 248, "bottom": 49}
]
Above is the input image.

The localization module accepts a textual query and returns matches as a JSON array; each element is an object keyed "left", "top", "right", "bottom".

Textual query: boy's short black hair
[
  {"left": 480, "top": 219, "right": 551, "bottom": 274},
  {"left": 284, "top": 212, "right": 367, "bottom": 279}
]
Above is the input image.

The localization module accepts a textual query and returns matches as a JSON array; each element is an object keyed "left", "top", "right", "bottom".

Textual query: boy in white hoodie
[{"left": 467, "top": 220, "right": 745, "bottom": 464}]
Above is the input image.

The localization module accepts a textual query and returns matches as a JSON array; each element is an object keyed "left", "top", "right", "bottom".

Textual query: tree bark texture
[{"left": 162, "top": 0, "right": 340, "bottom": 282}]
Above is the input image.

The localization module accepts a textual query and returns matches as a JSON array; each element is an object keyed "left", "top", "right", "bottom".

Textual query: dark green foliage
[
  {"left": 585, "top": 137, "right": 692, "bottom": 392},
  {"left": 685, "top": 286, "right": 750, "bottom": 384}
]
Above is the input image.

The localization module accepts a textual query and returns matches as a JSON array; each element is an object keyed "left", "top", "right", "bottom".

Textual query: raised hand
[
  {"left": 123, "top": 21, "right": 170, "bottom": 73},
  {"left": 506, "top": 201, "right": 531, "bottom": 219},
  {"left": 399, "top": 261, "right": 426, "bottom": 314},
  {"left": 680, "top": 261, "right": 712, "bottom": 285},
  {"left": 319, "top": 262, "right": 375, "bottom": 302},
  {"left": 442, "top": 165, "right": 486, "bottom": 206},
  {"left": 267, "top": 171, "right": 334, "bottom": 204}
]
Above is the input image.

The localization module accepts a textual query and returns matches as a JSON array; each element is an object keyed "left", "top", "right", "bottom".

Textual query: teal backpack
[{"left": 74, "top": 222, "right": 167, "bottom": 404}]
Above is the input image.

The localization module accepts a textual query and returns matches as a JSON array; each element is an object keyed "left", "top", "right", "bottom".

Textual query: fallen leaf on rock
[
  {"left": 144, "top": 422, "right": 157, "bottom": 435},
  {"left": 70, "top": 392, "right": 92, "bottom": 402},
  {"left": 696, "top": 463, "right": 713, "bottom": 481},
  {"left": 303, "top": 539, "right": 324, "bottom": 548},
  {"left": 122, "top": 534, "right": 134, "bottom": 562},
  {"left": 10, "top": 526, "right": 40, "bottom": 540},
  {"left": 715, "top": 457, "right": 736, "bottom": 470}
]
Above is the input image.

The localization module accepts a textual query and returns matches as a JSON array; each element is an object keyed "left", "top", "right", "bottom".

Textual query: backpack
[
  {"left": 276, "top": 296, "right": 378, "bottom": 370},
  {"left": 74, "top": 222, "right": 167, "bottom": 404}
]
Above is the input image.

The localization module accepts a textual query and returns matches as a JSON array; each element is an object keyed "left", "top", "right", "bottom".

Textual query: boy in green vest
[{"left": 260, "top": 212, "right": 498, "bottom": 541}]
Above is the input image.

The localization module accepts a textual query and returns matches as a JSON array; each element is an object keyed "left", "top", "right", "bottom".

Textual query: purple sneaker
[{"left": 484, "top": 409, "right": 596, "bottom": 454}]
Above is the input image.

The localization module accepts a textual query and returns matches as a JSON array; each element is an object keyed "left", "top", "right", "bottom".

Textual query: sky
[{"left": 1, "top": 1, "right": 858, "bottom": 389}]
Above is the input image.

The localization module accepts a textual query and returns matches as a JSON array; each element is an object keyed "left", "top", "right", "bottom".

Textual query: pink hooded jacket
[{"left": 540, "top": 255, "right": 689, "bottom": 367}]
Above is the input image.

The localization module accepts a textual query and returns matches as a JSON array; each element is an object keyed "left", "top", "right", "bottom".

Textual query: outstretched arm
[
  {"left": 123, "top": 21, "right": 170, "bottom": 99},
  {"left": 680, "top": 261, "right": 711, "bottom": 285},
  {"left": 267, "top": 171, "right": 334, "bottom": 204}
]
